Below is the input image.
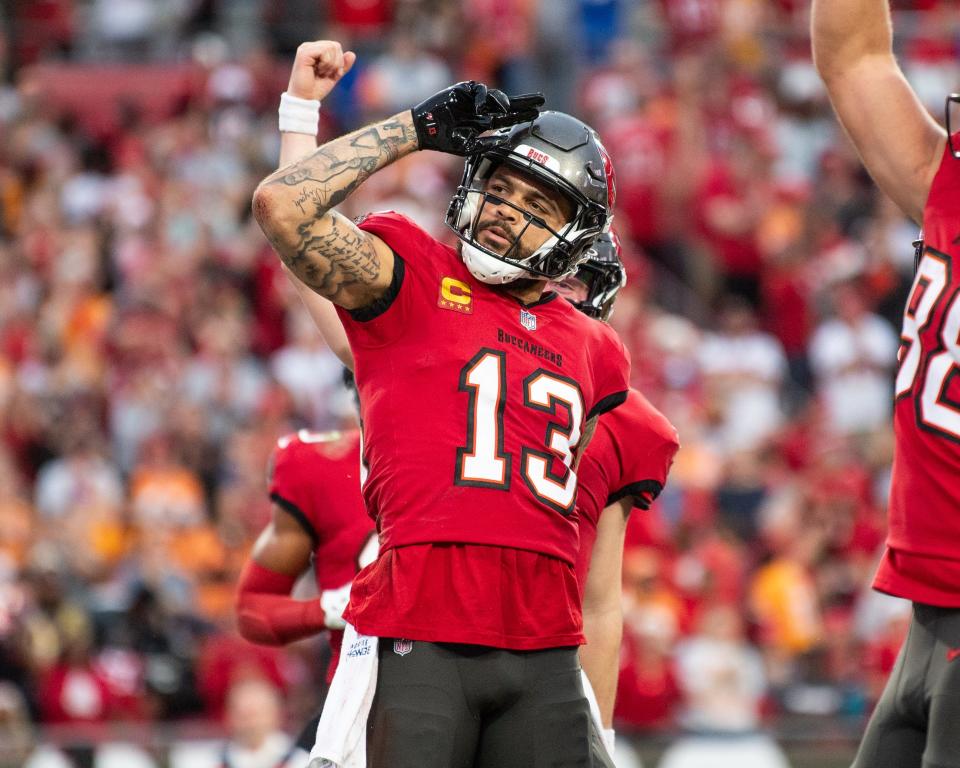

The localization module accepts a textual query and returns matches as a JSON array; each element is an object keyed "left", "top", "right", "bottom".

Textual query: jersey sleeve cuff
[
  {"left": 607, "top": 480, "right": 664, "bottom": 511},
  {"left": 346, "top": 252, "right": 405, "bottom": 322},
  {"left": 587, "top": 389, "right": 628, "bottom": 420},
  {"left": 270, "top": 492, "right": 320, "bottom": 548}
]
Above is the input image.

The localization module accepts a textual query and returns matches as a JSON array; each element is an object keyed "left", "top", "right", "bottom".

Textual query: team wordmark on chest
[{"left": 496, "top": 328, "right": 563, "bottom": 367}]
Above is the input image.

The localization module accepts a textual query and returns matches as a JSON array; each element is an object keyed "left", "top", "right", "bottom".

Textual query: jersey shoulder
[
  {"left": 356, "top": 210, "right": 457, "bottom": 266},
  {"left": 578, "top": 313, "right": 631, "bottom": 415},
  {"left": 270, "top": 429, "right": 361, "bottom": 486},
  {"left": 608, "top": 389, "right": 680, "bottom": 450},
  {"left": 926, "top": 138, "right": 960, "bottom": 234},
  {"left": 604, "top": 389, "right": 679, "bottom": 509}
]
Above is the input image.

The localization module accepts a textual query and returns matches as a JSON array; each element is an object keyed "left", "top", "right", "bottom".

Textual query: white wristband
[{"left": 279, "top": 91, "right": 321, "bottom": 135}]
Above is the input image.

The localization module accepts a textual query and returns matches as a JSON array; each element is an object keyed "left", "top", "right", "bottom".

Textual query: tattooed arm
[
  {"left": 252, "top": 112, "right": 418, "bottom": 310},
  {"left": 273, "top": 43, "right": 355, "bottom": 367},
  {"left": 255, "top": 42, "right": 539, "bottom": 310}
]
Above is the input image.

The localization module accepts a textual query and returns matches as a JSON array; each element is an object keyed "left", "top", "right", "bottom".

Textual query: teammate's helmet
[
  {"left": 446, "top": 111, "right": 616, "bottom": 284},
  {"left": 569, "top": 232, "right": 627, "bottom": 321}
]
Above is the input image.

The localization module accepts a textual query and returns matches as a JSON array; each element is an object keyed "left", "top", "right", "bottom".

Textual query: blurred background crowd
[{"left": 0, "top": 0, "right": 955, "bottom": 766}]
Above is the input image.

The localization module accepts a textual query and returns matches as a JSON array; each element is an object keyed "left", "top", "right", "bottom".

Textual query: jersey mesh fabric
[
  {"left": 874, "top": 138, "right": 960, "bottom": 606},
  {"left": 337, "top": 212, "right": 630, "bottom": 647},
  {"left": 574, "top": 388, "right": 679, "bottom": 588}
]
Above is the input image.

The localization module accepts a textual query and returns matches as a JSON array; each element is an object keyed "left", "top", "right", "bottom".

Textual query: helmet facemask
[{"left": 553, "top": 233, "right": 626, "bottom": 321}]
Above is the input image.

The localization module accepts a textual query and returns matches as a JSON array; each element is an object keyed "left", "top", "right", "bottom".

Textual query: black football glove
[{"left": 411, "top": 81, "right": 544, "bottom": 156}]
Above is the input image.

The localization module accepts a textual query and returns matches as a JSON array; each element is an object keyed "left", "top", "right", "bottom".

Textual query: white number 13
[{"left": 456, "top": 349, "right": 584, "bottom": 514}]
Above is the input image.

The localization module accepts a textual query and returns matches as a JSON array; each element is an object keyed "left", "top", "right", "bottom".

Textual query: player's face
[
  {"left": 475, "top": 166, "right": 573, "bottom": 260},
  {"left": 549, "top": 274, "right": 589, "bottom": 303}
]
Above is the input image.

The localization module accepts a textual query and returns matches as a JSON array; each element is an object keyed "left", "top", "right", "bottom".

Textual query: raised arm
[
  {"left": 253, "top": 112, "right": 414, "bottom": 310},
  {"left": 812, "top": 0, "right": 945, "bottom": 224},
  {"left": 253, "top": 46, "right": 544, "bottom": 310},
  {"left": 276, "top": 42, "right": 355, "bottom": 368},
  {"left": 284, "top": 263, "right": 354, "bottom": 369}
]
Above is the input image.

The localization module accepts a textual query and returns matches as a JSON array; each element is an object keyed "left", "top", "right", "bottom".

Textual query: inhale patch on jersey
[
  {"left": 515, "top": 144, "right": 561, "bottom": 174},
  {"left": 393, "top": 639, "right": 413, "bottom": 656},
  {"left": 438, "top": 276, "right": 473, "bottom": 314},
  {"left": 520, "top": 308, "right": 538, "bottom": 331}
]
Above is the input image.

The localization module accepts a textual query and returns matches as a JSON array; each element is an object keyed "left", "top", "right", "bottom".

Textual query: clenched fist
[{"left": 287, "top": 40, "right": 356, "bottom": 102}]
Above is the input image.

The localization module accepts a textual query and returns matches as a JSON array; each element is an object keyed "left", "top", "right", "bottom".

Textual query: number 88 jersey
[
  {"left": 336, "top": 212, "right": 630, "bottom": 568},
  {"left": 876, "top": 139, "right": 960, "bottom": 606}
]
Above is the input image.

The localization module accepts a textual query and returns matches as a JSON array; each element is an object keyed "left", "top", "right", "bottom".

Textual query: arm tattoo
[
  {"left": 279, "top": 213, "right": 382, "bottom": 302},
  {"left": 254, "top": 114, "right": 417, "bottom": 303},
  {"left": 264, "top": 118, "right": 416, "bottom": 213}
]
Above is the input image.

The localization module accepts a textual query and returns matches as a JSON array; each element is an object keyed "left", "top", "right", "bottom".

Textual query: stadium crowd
[{"left": 0, "top": 0, "right": 955, "bottom": 764}]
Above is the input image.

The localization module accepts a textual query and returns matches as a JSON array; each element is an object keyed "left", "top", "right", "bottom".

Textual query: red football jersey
[
  {"left": 874, "top": 139, "right": 960, "bottom": 606},
  {"left": 268, "top": 429, "right": 374, "bottom": 676},
  {"left": 337, "top": 212, "right": 631, "bottom": 648},
  {"left": 574, "top": 388, "right": 679, "bottom": 587}
]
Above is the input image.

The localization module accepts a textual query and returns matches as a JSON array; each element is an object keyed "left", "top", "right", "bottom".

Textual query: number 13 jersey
[
  {"left": 336, "top": 212, "right": 630, "bottom": 648},
  {"left": 875, "top": 140, "right": 960, "bottom": 606}
]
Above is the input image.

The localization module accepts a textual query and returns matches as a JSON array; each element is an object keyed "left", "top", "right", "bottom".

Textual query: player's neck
[{"left": 497, "top": 277, "right": 548, "bottom": 305}]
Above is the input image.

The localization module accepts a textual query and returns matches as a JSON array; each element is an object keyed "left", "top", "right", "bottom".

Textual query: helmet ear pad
[{"left": 458, "top": 193, "right": 479, "bottom": 233}]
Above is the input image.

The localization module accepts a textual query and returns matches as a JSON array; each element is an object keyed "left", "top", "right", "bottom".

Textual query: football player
[
  {"left": 813, "top": 3, "right": 960, "bottom": 766},
  {"left": 552, "top": 234, "right": 680, "bottom": 754},
  {"left": 234, "top": 371, "right": 375, "bottom": 746},
  {"left": 253, "top": 41, "right": 629, "bottom": 767}
]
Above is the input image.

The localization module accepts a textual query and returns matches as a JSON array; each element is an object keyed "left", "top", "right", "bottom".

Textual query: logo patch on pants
[{"left": 393, "top": 639, "right": 413, "bottom": 656}]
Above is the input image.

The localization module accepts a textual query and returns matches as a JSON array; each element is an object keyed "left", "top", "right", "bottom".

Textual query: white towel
[
  {"left": 308, "top": 624, "right": 379, "bottom": 768},
  {"left": 580, "top": 668, "right": 616, "bottom": 755}
]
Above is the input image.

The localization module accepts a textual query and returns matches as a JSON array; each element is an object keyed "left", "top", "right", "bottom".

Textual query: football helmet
[
  {"left": 567, "top": 231, "right": 627, "bottom": 321},
  {"left": 446, "top": 111, "right": 616, "bottom": 283}
]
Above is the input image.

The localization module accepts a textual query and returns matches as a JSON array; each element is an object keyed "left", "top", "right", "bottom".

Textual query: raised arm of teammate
[{"left": 811, "top": 0, "right": 945, "bottom": 224}]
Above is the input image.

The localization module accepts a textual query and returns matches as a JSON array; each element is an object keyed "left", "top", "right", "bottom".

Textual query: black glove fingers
[
  {"left": 472, "top": 82, "right": 491, "bottom": 114},
  {"left": 505, "top": 93, "right": 546, "bottom": 111},
  {"left": 467, "top": 134, "right": 510, "bottom": 154},
  {"left": 488, "top": 108, "right": 538, "bottom": 129},
  {"left": 485, "top": 88, "right": 511, "bottom": 114},
  {"left": 412, "top": 82, "right": 543, "bottom": 156}
]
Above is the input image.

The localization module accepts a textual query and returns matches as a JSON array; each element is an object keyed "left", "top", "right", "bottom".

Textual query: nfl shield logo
[
  {"left": 520, "top": 309, "right": 537, "bottom": 331},
  {"left": 393, "top": 639, "right": 413, "bottom": 656}
]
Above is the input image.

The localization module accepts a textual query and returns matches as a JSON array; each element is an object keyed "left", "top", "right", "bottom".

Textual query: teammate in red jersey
[
  {"left": 552, "top": 233, "right": 680, "bottom": 753},
  {"left": 253, "top": 41, "right": 628, "bottom": 767},
  {"left": 234, "top": 412, "right": 375, "bottom": 676},
  {"left": 814, "top": 3, "right": 960, "bottom": 766},
  {"left": 234, "top": 373, "right": 376, "bottom": 752}
]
